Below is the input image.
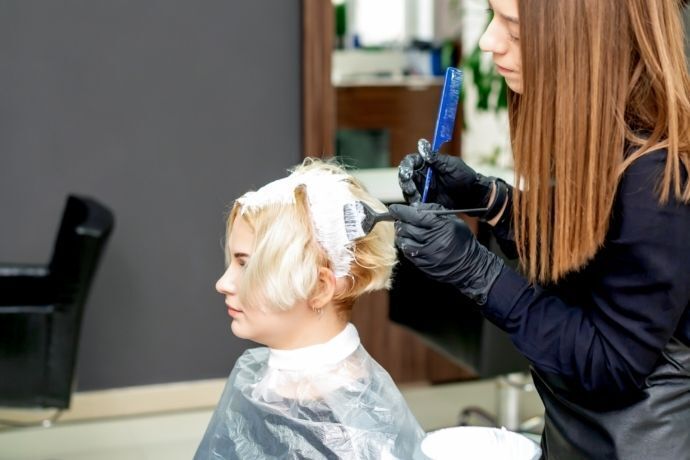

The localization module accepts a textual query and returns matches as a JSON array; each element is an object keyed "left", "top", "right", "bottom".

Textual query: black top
[{"left": 483, "top": 150, "right": 690, "bottom": 404}]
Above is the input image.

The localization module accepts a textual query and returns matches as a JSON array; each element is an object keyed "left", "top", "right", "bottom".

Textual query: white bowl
[{"left": 421, "top": 426, "right": 541, "bottom": 460}]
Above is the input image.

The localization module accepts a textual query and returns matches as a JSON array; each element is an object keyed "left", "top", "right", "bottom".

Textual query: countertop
[
  {"left": 334, "top": 75, "right": 444, "bottom": 88},
  {"left": 352, "top": 164, "right": 514, "bottom": 203}
]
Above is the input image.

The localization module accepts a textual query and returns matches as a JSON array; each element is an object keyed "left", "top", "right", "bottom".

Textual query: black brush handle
[
  {"left": 381, "top": 207, "right": 489, "bottom": 219},
  {"left": 428, "top": 207, "right": 489, "bottom": 215}
]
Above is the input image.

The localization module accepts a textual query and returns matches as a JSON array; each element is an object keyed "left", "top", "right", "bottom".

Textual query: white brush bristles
[{"left": 342, "top": 201, "right": 366, "bottom": 241}]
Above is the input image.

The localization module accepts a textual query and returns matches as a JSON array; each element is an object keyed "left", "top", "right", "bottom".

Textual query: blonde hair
[
  {"left": 509, "top": 0, "right": 690, "bottom": 283},
  {"left": 225, "top": 158, "right": 397, "bottom": 314}
]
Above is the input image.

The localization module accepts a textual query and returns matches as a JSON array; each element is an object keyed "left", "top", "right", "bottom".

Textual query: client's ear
[{"left": 310, "top": 267, "right": 337, "bottom": 311}]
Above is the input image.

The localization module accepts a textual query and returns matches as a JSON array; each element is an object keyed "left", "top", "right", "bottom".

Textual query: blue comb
[{"left": 421, "top": 67, "right": 463, "bottom": 203}]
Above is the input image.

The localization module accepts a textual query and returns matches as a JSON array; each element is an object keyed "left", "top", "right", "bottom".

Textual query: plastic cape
[{"left": 194, "top": 324, "right": 428, "bottom": 459}]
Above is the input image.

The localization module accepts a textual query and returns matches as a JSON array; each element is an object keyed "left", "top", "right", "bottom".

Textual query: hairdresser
[{"left": 389, "top": 0, "right": 690, "bottom": 458}]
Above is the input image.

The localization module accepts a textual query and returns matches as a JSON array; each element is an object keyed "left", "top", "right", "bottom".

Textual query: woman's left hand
[{"left": 388, "top": 203, "right": 504, "bottom": 305}]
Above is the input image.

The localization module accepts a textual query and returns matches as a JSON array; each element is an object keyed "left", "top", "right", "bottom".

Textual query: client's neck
[{"left": 270, "top": 308, "right": 349, "bottom": 351}]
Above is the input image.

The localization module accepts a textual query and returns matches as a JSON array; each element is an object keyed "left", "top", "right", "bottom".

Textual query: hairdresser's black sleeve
[{"left": 482, "top": 151, "right": 690, "bottom": 402}]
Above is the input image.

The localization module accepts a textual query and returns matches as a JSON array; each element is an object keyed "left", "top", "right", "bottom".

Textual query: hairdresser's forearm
[
  {"left": 482, "top": 264, "right": 686, "bottom": 403},
  {"left": 480, "top": 152, "right": 690, "bottom": 402}
]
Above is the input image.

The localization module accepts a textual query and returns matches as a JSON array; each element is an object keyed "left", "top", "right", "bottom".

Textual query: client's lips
[
  {"left": 495, "top": 64, "right": 514, "bottom": 74},
  {"left": 226, "top": 304, "right": 243, "bottom": 317}
]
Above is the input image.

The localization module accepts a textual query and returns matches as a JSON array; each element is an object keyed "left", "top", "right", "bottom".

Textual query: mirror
[
  {"left": 331, "top": 0, "right": 462, "bottom": 169},
  {"left": 300, "top": 1, "right": 513, "bottom": 168},
  {"left": 329, "top": 0, "right": 512, "bottom": 171}
]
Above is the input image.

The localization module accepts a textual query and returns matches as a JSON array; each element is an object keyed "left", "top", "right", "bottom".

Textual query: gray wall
[{"left": 0, "top": 1, "right": 302, "bottom": 390}]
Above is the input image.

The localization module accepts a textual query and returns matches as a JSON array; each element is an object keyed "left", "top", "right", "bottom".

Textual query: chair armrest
[
  {"left": 0, "top": 264, "right": 50, "bottom": 278},
  {"left": 0, "top": 264, "right": 55, "bottom": 306},
  {"left": 0, "top": 304, "right": 55, "bottom": 314}
]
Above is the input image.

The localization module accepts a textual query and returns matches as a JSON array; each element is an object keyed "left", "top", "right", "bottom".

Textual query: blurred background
[{"left": 0, "top": 1, "right": 688, "bottom": 458}]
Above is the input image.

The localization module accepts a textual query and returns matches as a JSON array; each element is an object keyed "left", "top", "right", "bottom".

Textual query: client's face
[{"left": 215, "top": 216, "right": 313, "bottom": 349}]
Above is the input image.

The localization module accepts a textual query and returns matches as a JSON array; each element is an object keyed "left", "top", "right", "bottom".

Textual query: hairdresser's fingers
[
  {"left": 398, "top": 153, "right": 425, "bottom": 181},
  {"left": 399, "top": 183, "right": 421, "bottom": 205},
  {"left": 398, "top": 153, "right": 428, "bottom": 204},
  {"left": 417, "top": 137, "right": 452, "bottom": 171},
  {"left": 417, "top": 138, "right": 433, "bottom": 161},
  {"left": 389, "top": 203, "right": 447, "bottom": 228},
  {"left": 396, "top": 232, "right": 455, "bottom": 266},
  {"left": 428, "top": 153, "right": 470, "bottom": 178},
  {"left": 400, "top": 151, "right": 426, "bottom": 172},
  {"left": 394, "top": 220, "right": 426, "bottom": 245},
  {"left": 395, "top": 235, "right": 426, "bottom": 259},
  {"left": 398, "top": 161, "right": 422, "bottom": 205}
]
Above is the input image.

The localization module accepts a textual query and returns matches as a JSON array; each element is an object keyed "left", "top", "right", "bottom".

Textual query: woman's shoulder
[
  {"left": 619, "top": 146, "right": 690, "bottom": 203},
  {"left": 622, "top": 147, "right": 667, "bottom": 175},
  {"left": 617, "top": 148, "right": 669, "bottom": 198},
  {"left": 611, "top": 147, "right": 690, "bottom": 238}
]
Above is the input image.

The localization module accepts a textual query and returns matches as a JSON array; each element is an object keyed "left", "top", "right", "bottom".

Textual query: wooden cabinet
[
  {"left": 350, "top": 290, "right": 475, "bottom": 384},
  {"left": 336, "top": 80, "right": 463, "bottom": 167}
]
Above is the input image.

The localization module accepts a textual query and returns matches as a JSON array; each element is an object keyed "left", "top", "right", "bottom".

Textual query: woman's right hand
[{"left": 397, "top": 138, "right": 497, "bottom": 218}]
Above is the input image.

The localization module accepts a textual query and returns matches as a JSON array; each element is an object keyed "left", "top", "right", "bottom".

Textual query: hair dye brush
[
  {"left": 421, "top": 67, "right": 463, "bottom": 203},
  {"left": 343, "top": 200, "right": 488, "bottom": 241}
]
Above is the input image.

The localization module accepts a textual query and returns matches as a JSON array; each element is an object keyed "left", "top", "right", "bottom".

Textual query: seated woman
[{"left": 194, "top": 159, "right": 427, "bottom": 459}]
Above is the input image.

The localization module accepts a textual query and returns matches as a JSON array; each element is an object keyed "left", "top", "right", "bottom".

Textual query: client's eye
[{"left": 231, "top": 252, "right": 249, "bottom": 269}]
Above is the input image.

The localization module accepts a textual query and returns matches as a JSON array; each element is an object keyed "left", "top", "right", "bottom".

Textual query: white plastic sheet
[{"left": 194, "top": 325, "right": 427, "bottom": 459}]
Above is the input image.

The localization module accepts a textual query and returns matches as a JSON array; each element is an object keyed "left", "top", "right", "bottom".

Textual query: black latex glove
[
  {"left": 389, "top": 203, "right": 504, "bottom": 305},
  {"left": 398, "top": 139, "right": 503, "bottom": 220}
]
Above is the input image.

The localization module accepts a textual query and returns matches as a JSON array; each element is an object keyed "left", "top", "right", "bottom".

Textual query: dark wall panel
[{"left": 0, "top": 0, "right": 302, "bottom": 390}]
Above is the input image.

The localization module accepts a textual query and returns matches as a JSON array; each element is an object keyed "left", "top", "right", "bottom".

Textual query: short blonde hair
[{"left": 225, "top": 158, "right": 397, "bottom": 314}]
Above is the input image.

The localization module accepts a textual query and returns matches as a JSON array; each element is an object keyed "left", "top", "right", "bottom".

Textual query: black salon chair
[
  {"left": 389, "top": 226, "right": 539, "bottom": 432},
  {"left": 0, "top": 195, "right": 114, "bottom": 412}
]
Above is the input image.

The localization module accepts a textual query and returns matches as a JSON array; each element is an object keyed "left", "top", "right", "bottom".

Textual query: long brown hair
[{"left": 509, "top": 0, "right": 690, "bottom": 283}]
